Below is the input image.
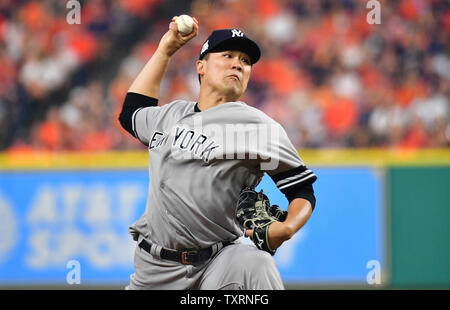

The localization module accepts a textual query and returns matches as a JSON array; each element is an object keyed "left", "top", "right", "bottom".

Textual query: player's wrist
[
  {"left": 282, "top": 222, "right": 296, "bottom": 240},
  {"left": 154, "top": 45, "right": 174, "bottom": 59},
  {"left": 268, "top": 221, "right": 293, "bottom": 249},
  {"left": 278, "top": 221, "right": 295, "bottom": 241}
]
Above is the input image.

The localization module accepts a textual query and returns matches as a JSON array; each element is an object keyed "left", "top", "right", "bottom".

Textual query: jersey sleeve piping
[
  {"left": 270, "top": 165, "right": 317, "bottom": 190},
  {"left": 276, "top": 169, "right": 316, "bottom": 190}
]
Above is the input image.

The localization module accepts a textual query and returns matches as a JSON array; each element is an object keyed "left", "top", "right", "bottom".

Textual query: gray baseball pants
[{"left": 125, "top": 238, "right": 284, "bottom": 290}]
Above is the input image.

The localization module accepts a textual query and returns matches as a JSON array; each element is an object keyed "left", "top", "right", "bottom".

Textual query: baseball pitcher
[{"left": 118, "top": 16, "right": 317, "bottom": 290}]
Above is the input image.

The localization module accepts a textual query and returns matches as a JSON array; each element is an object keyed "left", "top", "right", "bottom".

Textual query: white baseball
[{"left": 175, "top": 15, "right": 194, "bottom": 35}]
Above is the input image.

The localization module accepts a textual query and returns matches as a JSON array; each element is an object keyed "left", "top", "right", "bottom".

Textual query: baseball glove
[
  {"left": 268, "top": 204, "right": 288, "bottom": 222},
  {"left": 236, "top": 187, "right": 280, "bottom": 255}
]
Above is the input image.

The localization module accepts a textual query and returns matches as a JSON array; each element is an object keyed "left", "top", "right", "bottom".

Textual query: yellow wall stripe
[{"left": 0, "top": 148, "right": 449, "bottom": 170}]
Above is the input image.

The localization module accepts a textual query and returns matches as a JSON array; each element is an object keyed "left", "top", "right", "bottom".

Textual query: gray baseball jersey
[{"left": 128, "top": 100, "right": 307, "bottom": 250}]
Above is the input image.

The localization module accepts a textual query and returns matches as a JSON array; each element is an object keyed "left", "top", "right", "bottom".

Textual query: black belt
[{"left": 138, "top": 239, "right": 232, "bottom": 265}]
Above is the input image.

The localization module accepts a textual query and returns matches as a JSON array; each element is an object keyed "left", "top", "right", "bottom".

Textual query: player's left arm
[
  {"left": 249, "top": 118, "right": 318, "bottom": 252},
  {"left": 265, "top": 166, "right": 317, "bottom": 251}
]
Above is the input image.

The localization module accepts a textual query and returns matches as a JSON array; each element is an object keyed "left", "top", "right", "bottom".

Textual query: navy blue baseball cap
[{"left": 199, "top": 29, "right": 261, "bottom": 65}]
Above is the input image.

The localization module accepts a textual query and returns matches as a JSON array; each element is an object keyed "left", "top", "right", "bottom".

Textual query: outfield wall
[{"left": 0, "top": 149, "right": 448, "bottom": 288}]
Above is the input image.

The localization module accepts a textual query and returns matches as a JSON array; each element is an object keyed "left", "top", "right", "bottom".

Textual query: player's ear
[
  {"left": 196, "top": 59, "right": 205, "bottom": 76},
  {"left": 196, "top": 59, "right": 206, "bottom": 83}
]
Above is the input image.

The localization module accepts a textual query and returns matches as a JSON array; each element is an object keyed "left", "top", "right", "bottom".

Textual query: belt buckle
[{"left": 181, "top": 250, "right": 197, "bottom": 265}]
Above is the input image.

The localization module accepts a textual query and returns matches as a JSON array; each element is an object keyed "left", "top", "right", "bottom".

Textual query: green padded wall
[{"left": 389, "top": 167, "right": 450, "bottom": 288}]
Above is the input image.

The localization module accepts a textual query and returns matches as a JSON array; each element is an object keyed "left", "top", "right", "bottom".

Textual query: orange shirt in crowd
[
  {"left": 323, "top": 97, "right": 357, "bottom": 136},
  {"left": 36, "top": 120, "right": 62, "bottom": 150}
]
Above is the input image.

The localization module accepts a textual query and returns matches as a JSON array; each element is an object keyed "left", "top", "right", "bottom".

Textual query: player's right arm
[{"left": 118, "top": 17, "right": 198, "bottom": 143}]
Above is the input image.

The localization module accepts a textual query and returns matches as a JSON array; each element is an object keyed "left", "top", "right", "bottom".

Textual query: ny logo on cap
[
  {"left": 231, "top": 29, "right": 244, "bottom": 37},
  {"left": 201, "top": 40, "right": 209, "bottom": 54}
]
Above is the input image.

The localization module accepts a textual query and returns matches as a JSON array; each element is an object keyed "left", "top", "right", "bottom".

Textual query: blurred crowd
[{"left": 0, "top": 0, "right": 449, "bottom": 152}]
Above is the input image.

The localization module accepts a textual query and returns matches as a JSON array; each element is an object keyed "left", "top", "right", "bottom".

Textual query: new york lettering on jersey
[{"left": 148, "top": 126, "right": 221, "bottom": 163}]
